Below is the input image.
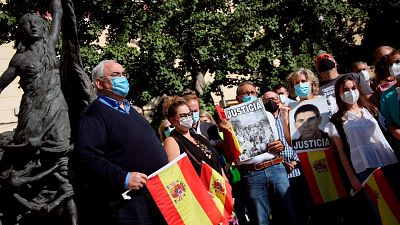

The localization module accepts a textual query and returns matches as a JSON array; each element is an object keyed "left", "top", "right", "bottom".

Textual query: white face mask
[
  {"left": 279, "top": 94, "right": 288, "bottom": 104},
  {"left": 179, "top": 117, "right": 193, "bottom": 130},
  {"left": 361, "top": 70, "right": 370, "bottom": 81},
  {"left": 341, "top": 89, "right": 360, "bottom": 105},
  {"left": 390, "top": 63, "right": 400, "bottom": 77}
]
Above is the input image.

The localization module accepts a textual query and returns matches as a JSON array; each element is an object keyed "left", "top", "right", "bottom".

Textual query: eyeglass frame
[
  {"left": 176, "top": 112, "right": 193, "bottom": 119},
  {"left": 99, "top": 72, "right": 129, "bottom": 80}
]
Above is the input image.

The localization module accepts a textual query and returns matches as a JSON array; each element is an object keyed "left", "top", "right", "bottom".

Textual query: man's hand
[
  {"left": 279, "top": 105, "right": 291, "bottom": 121},
  {"left": 267, "top": 140, "right": 284, "bottom": 153},
  {"left": 218, "top": 119, "right": 232, "bottom": 132},
  {"left": 128, "top": 172, "right": 148, "bottom": 190},
  {"left": 283, "top": 160, "right": 297, "bottom": 173}
]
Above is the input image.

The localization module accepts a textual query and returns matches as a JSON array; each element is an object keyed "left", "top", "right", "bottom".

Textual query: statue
[{"left": 0, "top": 0, "right": 95, "bottom": 224}]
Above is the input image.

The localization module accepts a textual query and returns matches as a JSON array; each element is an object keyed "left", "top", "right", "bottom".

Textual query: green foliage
[{"left": 2, "top": 0, "right": 395, "bottom": 129}]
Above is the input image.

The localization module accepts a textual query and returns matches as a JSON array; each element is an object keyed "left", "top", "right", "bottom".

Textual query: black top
[
  {"left": 74, "top": 99, "right": 168, "bottom": 204},
  {"left": 171, "top": 129, "right": 222, "bottom": 175}
]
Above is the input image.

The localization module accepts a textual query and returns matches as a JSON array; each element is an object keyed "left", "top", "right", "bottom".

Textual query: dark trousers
[{"left": 78, "top": 191, "right": 166, "bottom": 225}]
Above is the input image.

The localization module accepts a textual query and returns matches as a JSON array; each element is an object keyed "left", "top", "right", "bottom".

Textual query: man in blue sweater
[{"left": 74, "top": 60, "right": 168, "bottom": 225}]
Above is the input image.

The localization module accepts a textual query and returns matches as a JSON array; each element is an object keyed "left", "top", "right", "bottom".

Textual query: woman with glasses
[{"left": 163, "top": 96, "right": 223, "bottom": 175}]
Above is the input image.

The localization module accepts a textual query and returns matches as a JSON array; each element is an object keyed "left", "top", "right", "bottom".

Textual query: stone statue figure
[{"left": 0, "top": 0, "right": 95, "bottom": 224}]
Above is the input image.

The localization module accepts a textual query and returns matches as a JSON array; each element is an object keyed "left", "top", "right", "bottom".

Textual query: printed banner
[
  {"left": 215, "top": 104, "right": 242, "bottom": 163},
  {"left": 289, "top": 97, "right": 331, "bottom": 152},
  {"left": 223, "top": 98, "right": 277, "bottom": 162}
]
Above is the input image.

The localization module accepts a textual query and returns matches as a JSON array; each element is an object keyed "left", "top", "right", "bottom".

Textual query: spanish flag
[
  {"left": 199, "top": 162, "right": 233, "bottom": 224},
  {"left": 215, "top": 104, "right": 242, "bottom": 163},
  {"left": 298, "top": 149, "right": 347, "bottom": 204},
  {"left": 146, "top": 153, "right": 224, "bottom": 225},
  {"left": 363, "top": 168, "right": 400, "bottom": 225}
]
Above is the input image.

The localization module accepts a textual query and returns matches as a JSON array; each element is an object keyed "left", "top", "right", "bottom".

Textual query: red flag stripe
[
  {"left": 324, "top": 150, "right": 347, "bottom": 198},
  {"left": 373, "top": 169, "right": 400, "bottom": 222},
  {"left": 146, "top": 175, "right": 186, "bottom": 225},
  {"left": 215, "top": 104, "right": 226, "bottom": 120},
  {"left": 200, "top": 163, "right": 234, "bottom": 224},
  {"left": 298, "top": 152, "right": 324, "bottom": 204},
  {"left": 364, "top": 184, "right": 378, "bottom": 205},
  {"left": 179, "top": 157, "right": 223, "bottom": 223},
  {"left": 199, "top": 163, "right": 213, "bottom": 191}
]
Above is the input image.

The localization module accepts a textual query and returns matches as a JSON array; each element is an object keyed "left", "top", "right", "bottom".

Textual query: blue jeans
[{"left": 240, "top": 163, "right": 297, "bottom": 225}]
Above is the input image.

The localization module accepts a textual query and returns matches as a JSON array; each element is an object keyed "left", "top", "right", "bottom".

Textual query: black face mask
[
  {"left": 318, "top": 58, "right": 336, "bottom": 73},
  {"left": 264, "top": 101, "right": 279, "bottom": 113}
]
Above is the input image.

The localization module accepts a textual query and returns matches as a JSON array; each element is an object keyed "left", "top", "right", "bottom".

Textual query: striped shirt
[{"left": 276, "top": 115, "right": 301, "bottom": 178}]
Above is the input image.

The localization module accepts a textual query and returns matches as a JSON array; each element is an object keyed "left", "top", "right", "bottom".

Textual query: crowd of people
[{"left": 71, "top": 47, "right": 400, "bottom": 225}]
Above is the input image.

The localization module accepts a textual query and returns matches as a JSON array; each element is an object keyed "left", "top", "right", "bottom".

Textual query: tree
[
  {"left": 348, "top": 0, "right": 400, "bottom": 64},
  {"left": 1, "top": 0, "right": 367, "bottom": 122}
]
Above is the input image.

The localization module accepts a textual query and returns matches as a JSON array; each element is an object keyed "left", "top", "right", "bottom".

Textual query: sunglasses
[{"left": 163, "top": 125, "right": 174, "bottom": 131}]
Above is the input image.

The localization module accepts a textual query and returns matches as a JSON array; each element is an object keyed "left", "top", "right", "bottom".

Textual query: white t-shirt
[
  {"left": 324, "top": 108, "right": 398, "bottom": 173},
  {"left": 237, "top": 111, "right": 280, "bottom": 165}
]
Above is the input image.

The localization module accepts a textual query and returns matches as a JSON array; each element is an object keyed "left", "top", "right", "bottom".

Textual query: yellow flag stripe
[
  {"left": 308, "top": 150, "right": 339, "bottom": 202},
  {"left": 158, "top": 163, "right": 214, "bottom": 225},
  {"left": 208, "top": 169, "right": 227, "bottom": 214},
  {"left": 367, "top": 176, "right": 400, "bottom": 225}
]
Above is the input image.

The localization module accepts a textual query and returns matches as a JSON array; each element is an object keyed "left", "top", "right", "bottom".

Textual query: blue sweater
[{"left": 75, "top": 99, "right": 168, "bottom": 203}]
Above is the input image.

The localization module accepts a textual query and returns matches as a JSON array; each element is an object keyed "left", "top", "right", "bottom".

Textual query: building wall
[{"left": 0, "top": 42, "right": 22, "bottom": 132}]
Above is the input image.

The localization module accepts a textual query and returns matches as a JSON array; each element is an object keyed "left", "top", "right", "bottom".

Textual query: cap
[{"left": 314, "top": 52, "right": 337, "bottom": 72}]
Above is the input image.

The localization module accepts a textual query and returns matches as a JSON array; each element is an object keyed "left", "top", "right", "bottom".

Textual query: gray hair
[
  {"left": 91, "top": 60, "right": 117, "bottom": 82},
  {"left": 236, "top": 81, "right": 257, "bottom": 96}
]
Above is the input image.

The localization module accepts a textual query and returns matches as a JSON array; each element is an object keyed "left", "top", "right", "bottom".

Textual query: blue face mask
[
  {"left": 164, "top": 127, "right": 174, "bottom": 138},
  {"left": 242, "top": 95, "right": 258, "bottom": 103},
  {"left": 294, "top": 82, "right": 311, "bottom": 97},
  {"left": 192, "top": 111, "right": 200, "bottom": 124},
  {"left": 111, "top": 76, "right": 130, "bottom": 97}
]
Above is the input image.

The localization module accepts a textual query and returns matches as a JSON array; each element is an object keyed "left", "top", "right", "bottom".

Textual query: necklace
[{"left": 196, "top": 140, "right": 212, "bottom": 159}]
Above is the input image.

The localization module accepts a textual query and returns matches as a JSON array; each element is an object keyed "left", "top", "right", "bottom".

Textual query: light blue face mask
[
  {"left": 242, "top": 95, "right": 258, "bottom": 103},
  {"left": 110, "top": 76, "right": 130, "bottom": 97},
  {"left": 192, "top": 111, "right": 200, "bottom": 124},
  {"left": 164, "top": 127, "right": 174, "bottom": 138},
  {"left": 294, "top": 82, "right": 311, "bottom": 97}
]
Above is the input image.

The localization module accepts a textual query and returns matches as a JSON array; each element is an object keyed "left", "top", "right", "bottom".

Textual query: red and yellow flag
[
  {"left": 199, "top": 162, "right": 233, "bottom": 224},
  {"left": 215, "top": 104, "right": 242, "bottom": 163},
  {"left": 363, "top": 168, "right": 400, "bottom": 225},
  {"left": 298, "top": 149, "right": 347, "bottom": 204},
  {"left": 147, "top": 154, "right": 224, "bottom": 225}
]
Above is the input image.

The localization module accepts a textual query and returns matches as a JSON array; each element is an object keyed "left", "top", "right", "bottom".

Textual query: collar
[{"left": 98, "top": 95, "right": 131, "bottom": 114}]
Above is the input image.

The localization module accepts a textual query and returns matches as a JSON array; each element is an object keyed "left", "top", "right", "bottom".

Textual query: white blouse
[{"left": 325, "top": 108, "right": 398, "bottom": 173}]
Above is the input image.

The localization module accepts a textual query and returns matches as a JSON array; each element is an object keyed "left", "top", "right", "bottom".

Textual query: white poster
[
  {"left": 224, "top": 98, "right": 277, "bottom": 161},
  {"left": 289, "top": 97, "right": 331, "bottom": 152}
]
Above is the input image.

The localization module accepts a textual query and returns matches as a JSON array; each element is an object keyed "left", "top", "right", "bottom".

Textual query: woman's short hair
[
  {"left": 286, "top": 68, "right": 319, "bottom": 97},
  {"left": 162, "top": 95, "right": 187, "bottom": 120}
]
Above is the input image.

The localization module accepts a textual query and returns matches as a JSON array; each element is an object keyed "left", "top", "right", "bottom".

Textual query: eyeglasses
[
  {"left": 163, "top": 125, "right": 174, "bottom": 131},
  {"left": 100, "top": 72, "right": 129, "bottom": 80},
  {"left": 239, "top": 91, "right": 256, "bottom": 96},
  {"left": 177, "top": 112, "right": 193, "bottom": 118},
  {"left": 266, "top": 97, "right": 279, "bottom": 101}
]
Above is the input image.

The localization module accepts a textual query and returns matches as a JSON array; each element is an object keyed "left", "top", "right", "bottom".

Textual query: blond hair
[{"left": 286, "top": 68, "right": 319, "bottom": 97}]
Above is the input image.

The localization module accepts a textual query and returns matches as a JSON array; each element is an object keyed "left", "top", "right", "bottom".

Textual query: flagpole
[{"left": 122, "top": 153, "right": 188, "bottom": 200}]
